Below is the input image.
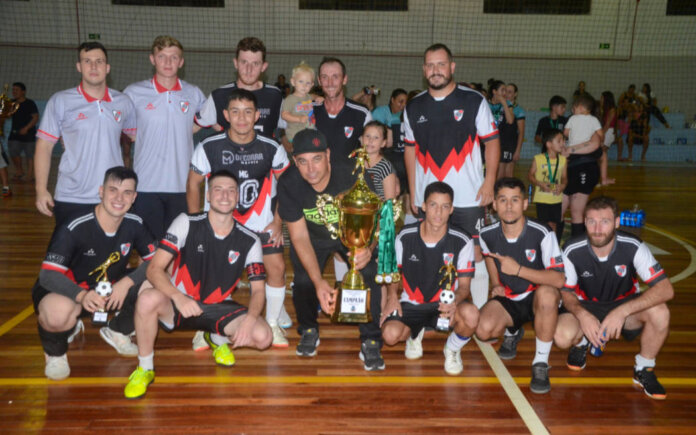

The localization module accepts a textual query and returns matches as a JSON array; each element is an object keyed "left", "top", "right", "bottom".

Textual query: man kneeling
[
  {"left": 124, "top": 170, "right": 272, "bottom": 399},
  {"left": 381, "top": 182, "right": 479, "bottom": 375}
]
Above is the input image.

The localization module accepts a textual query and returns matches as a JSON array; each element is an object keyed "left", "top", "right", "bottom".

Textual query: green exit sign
[
  {"left": 89, "top": 33, "right": 101, "bottom": 40},
  {"left": 599, "top": 43, "right": 610, "bottom": 49}
]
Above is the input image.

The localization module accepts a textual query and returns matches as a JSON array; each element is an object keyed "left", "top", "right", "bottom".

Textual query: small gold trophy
[
  {"left": 88, "top": 252, "right": 120, "bottom": 325},
  {"left": 0, "top": 84, "right": 20, "bottom": 137},
  {"left": 316, "top": 146, "right": 400, "bottom": 323},
  {"left": 436, "top": 261, "right": 457, "bottom": 331}
]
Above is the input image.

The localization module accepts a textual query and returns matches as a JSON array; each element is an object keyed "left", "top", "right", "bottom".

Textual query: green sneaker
[
  {"left": 124, "top": 367, "right": 155, "bottom": 399},
  {"left": 203, "top": 332, "right": 236, "bottom": 366}
]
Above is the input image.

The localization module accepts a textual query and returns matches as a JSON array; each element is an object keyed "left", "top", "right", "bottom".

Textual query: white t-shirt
[{"left": 566, "top": 114, "right": 601, "bottom": 146}]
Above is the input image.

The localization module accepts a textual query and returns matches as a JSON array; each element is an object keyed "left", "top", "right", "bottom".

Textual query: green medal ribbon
[
  {"left": 376, "top": 201, "right": 399, "bottom": 284},
  {"left": 545, "top": 152, "right": 560, "bottom": 184}
]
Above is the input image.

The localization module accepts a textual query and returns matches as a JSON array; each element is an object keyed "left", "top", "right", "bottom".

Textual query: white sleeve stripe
[{"left": 563, "top": 239, "right": 588, "bottom": 256}]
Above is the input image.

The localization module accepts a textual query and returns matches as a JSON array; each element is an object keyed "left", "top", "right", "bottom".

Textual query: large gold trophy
[
  {"left": 0, "top": 84, "right": 20, "bottom": 136},
  {"left": 316, "top": 146, "right": 401, "bottom": 323}
]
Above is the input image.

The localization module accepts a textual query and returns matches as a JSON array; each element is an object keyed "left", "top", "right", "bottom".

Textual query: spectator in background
[
  {"left": 8, "top": 82, "right": 39, "bottom": 182},
  {"left": 598, "top": 91, "right": 616, "bottom": 185},
  {"left": 616, "top": 85, "right": 640, "bottom": 161},
  {"left": 639, "top": 83, "right": 670, "bottom": 129},
  {"left": 504, "top": 83, "right": 526, "bottom": 176},
  {"left": 535, "top": 95, "right": 568, "bottom": 147},
  {"left": 572, "top": 81, "right": 590, "bottom": 101},
  {"left": 275, "top": 74, "right": 291, "bottom": 98},
  {"left": 487, "top": 80, "right": 515, "bottom": 180},
  {"left": 372, "top": 88, "right": 407, "bottom": 195},
  {"left": 352, "top": 85, "right": 379, "bottom": 111},
  {"left": 627, "top": 104, "right": 650, "bottom": 162}
]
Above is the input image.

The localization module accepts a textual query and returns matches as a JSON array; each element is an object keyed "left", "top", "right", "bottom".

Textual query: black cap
[{"left": 292, "top": 129, "right": 328, "bottom": 155}]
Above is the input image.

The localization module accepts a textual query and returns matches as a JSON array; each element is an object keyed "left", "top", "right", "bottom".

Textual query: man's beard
[
  {"left": 428, "top": 74, "right": 452, "bottom": 91},
  {"left": 589, "top": 230, "right": 615, "bottom": 248}
]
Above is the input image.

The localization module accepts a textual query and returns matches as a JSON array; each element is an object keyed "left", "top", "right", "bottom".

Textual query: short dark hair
[
  {"left": 236, "top": 37, "right": 266, "bottom": 61},
  {"left": 424, "top": 181, "right": 454, "bottom": 203},
  {"left": 208, "top": 169, "right": 239, "bottom": 187},
  {"left": 573, "top": 95, "right": 595, "bottom": 112},
  {"left": 78, "top": 42, "right": 108, "bottom": 61},
  {"left": 549, "top": 95, "right": 566, "bottom": 108},
  {"left": 390, "top": 88, "right": 407, "bottom": 100},
  {"left": 541, "top": 128, "right": 564, "bottom": 150},
  {"left": 226, "top": 88, "right": 257, "bottom": 109},
  {"left": 12, "top": 82, "right": 26, "bottom": 92},
  {"left": 424, "top": 43, "right": 453, "bottom": 62},
  {"left": 488, "top": 79, "right": 505, "bottom": 98},
  {"left": 494, "top": 177, "right": 526, "bottom": 197},
  {"left": 103, "top": 166, "right": 138, "bottom": 188},
  {"left": 318, "top": 57, "right": 346, "bottom": 77},
  {"left": 584, "top": 196, "right": 618, "bottom": 219}
]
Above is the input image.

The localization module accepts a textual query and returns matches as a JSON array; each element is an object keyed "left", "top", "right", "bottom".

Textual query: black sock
[
  {"left": 571, "top": 223, "right": 585, "bottom": 237},
  {"left": 38, "top": 323, "right": 73, "bottom": 356},
  {"left": 107, "top": 284, "right": 138, "bottom": 335},
  {"left": 556, "top": 221, "right": 565, "bottom": 242}
]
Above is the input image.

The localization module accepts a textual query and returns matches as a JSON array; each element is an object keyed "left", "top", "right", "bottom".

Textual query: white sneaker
[
  {"left": 67, "top": 319, "right": 84, "bottom": 344},
  {"left": 443, "top": 345, "right": 463, "bottom": 375},
  {"left": 99, "top": 327, "right": 138, "bottom": 356},
  {"left": 192, "top": 330, "right": 210, "bottom": 352},
  {"left": 279, "top": 305, "right": 293, "bottom": 329},
  {"left": 271, "top": 324, "right": 289, "bottom": 348},
  {"left": 405, "top": 328, "right": 425, "bottom": 360},
  {"left": 45, "top": 354, "right": 70, "bottom": 380}
]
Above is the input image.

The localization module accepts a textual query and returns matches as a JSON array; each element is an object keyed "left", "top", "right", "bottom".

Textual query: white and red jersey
[
  {"left": 562, "top": 231, "right": 667, "bottom": 302},
  {"left": 403, "top": 85, "right": 498, "bottom": 208},
  {"left": 190, "top": 132, "right": 289, "bottom": 232},
  {"left": 36, "top": 84, "right": 136, "bottom": 203},
  {"left": 480, "top": 218, "right": 564, "bottom": 301},
  {"left": 124, "top": 76, "right": 206, "bottom": 193}
]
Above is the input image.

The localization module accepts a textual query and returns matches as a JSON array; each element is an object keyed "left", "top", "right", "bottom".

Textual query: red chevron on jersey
[
  {"left": 414, "top": 136, "right": 476, "bottom": 181},
  {"left": 203, "top": 278, "right": 241, "bottom": 304},
  {"left": 402, "top": 276, "right": 425, "bottom": 304},
  {"left": 233, "top": 173, "right": 273, "bottom": 225},
  {"left": 172, "top": 259, "right": 201, "bottom": 300}
]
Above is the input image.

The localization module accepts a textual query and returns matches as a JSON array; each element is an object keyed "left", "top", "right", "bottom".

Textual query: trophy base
[
  {"left": 331, "top": 284, "right": 372, "bottom": 324},
  {"left": 92, "top": 311, "right": 109, "bottom": 325},
  {"left": 435, "top": 316, "right": 450, "bottom": 332}
]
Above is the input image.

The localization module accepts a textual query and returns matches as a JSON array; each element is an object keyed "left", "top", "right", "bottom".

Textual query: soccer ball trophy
[
  {"left": 88, "top": 252, "right": 121, "bottom": 325},
  {"left": 436, "top": 261, "right": 457, "bottom": 332}
]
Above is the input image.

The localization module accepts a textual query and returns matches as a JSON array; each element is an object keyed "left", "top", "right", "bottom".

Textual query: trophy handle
[{"left": 315, "top": 194, "right": 340, "bottom": 240}]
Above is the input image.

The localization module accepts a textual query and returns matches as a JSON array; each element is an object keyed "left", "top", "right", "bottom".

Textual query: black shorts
[
  {"left": 161, "top": 299, "right": 248, "bottom": 335},
  {"left": 32, "top": 281, "right": 139, "bottom": 317},
  {"left": 536, "top": 202, "right": 562, "bottom": 224},
  {"left": 492, "top": 294, "right": 535, "bottom": 330},
  {"left": 386, "top": 150, "right": 408, "bottom": 194},
  {"left": 255, "top": 230, "right": 284, "bottom": 256},
  {"left": 132, "top": 192, "right": 187, "bottom": 240},
  {"left": 500, "top": 148, "right": 515, "bottom": 163},
  {"left": 384, "top": 302, "right": 440, "bottom": 338},
  {"left": 564, "top": 162, "right": 599, "bottom": 195},
  {"left": 560, "top": 295, "right": 642, "bottom": 340}
]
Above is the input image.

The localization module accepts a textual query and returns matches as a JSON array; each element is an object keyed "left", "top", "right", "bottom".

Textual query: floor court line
[{"left": 0, "top": 305, "right": 34, "bottom": 338}]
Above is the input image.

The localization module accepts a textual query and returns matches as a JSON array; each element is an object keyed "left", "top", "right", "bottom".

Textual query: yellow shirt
[{"left": 532, "top": 153, "right": 566, "bottom": 204}]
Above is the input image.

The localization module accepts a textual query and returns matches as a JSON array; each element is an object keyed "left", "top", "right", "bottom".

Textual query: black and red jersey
[
  {"left": 562, "top": 231, "right": 667, "bottom": 302},
  {"left": 396, "top": 222, "right": 475, "bottom": 305},
  {"left": 314, "top": 99, "right": 372, "bottom": 166},
  {"left": 41, "top": 212, "right": 156, "bottom": 289},
  {"left": 160, "top": 213, "right": 265, "bottom": 304},
  {"left": 480, "top": 218, "right": 564, "bottom": 301},
  {"left": 403, "top": 86, "right": 499, "bottom": 208}
]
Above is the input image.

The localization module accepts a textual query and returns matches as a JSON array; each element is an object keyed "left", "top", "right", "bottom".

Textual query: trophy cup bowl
[{"left": 0, "top": 84, "right": 19, "bottom": 119}]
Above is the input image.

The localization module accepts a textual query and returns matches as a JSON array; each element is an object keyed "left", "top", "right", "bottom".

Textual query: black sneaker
[
  {"left": 633, "top": 367, "right": 666, "bottom": 400},
  {"left": 498, "top": 327, "right": 524, "bottom": 360},
  {"left": 359, "top": 339, "right": 385, "bottom": 371},
  {"left": 296, "top": 328, "right": 320, "bottom": 357},
  {"left": 566, "top": 343, "right": 588, "bottom": 371},
  {"left": 530, "top": 362, "right": 551, "bottom": 394}
]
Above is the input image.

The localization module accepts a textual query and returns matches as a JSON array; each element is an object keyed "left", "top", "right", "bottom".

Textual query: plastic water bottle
[{"left": 620, "top": 204, "right": 645, "bottom": 228}]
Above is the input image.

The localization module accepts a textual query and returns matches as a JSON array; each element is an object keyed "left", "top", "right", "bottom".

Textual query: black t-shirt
[
  {"left": 40, "top": 212, "right": 156, "bottom": 290},
  {"left": 278, "top": 160, "right": 367, "bottom": 245},
  {"left": 9, "top": 98, "right": 39, "bottom": 142},
  {"left": 535, "top": 115, "right": 568, "bottom": 142},
  {"left": 314, "top": 99, "right": 371, "bottom": 166}
]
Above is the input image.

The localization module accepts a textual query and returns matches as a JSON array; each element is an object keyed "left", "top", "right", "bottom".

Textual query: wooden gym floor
[{"left": 0, "top": 161, "right": 695, "bottom": 434}]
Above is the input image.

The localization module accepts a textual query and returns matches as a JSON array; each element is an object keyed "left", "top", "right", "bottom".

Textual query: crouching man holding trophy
[
  {"left": 380, "top": 181, "right": 480, "bottom": 376},
  {"left": 278, "top": 129, "right": 394, "bottom": 371}
]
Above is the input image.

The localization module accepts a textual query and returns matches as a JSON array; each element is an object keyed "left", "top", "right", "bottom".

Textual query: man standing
[
  {"left": 34, "top": 167, "right": 156, "bottom": 380},
  {"left": 381, "top": 181, "right": 478, "bottom": 375},
  {"left": 314, "top": 57, "right": 372, "bottom": 166},
  {"left": 8, "top": 82, "right": 39, "bottom": 181},
  {"left": 403, "top": 43, "right": 500, "bottom": 309},
  {"left": 124, "top": 170, "right": 272, "bottom": 399},
  {"left": 277, "top": 129, "right": 385, "bottom": 370},
  {"left": 35, "top": 42, "right": 136, "bottom": 226},
  {"left": 187, "top": 89, "right": 290, "bottom": 347},
  {"left": 195, "top": 37, "right": 282, "bottom": 138},
  {"left": 475, "top": 178, "right": 564, "bottom": 394},
  {"left": 555, "top": 196, "right": 673, "bottom": 400},
  {"left": 124, "top": 35, "right": 206, "bottom": 239}
]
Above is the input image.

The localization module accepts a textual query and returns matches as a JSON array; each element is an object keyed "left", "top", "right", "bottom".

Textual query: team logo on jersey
[
  {"left": 112, "top": 110, "right": 122, "bottom": 123},
  {"left": 649, "top": 263, "right": 663, "bottom": 276},
  {"left": 222, "top": 150, "right": 234, "bottom": 165},
  {"left": 409, "top": 254, "right": 419, "bottom": 262},
  {"left": 344, "top": 126, "right": 354, "bottom": 138},
  {"left": 443, "top": 253, "right": 454, "bottom": 265},
  {"left": 147, "top": 243, "right": 155, "bottom": 253},
  {"left": 453, "top": 110, "right": 464, "bottom": 121},
  {"left": 76, "top": 112, "right": 87, "bottom": 120},
  {"left": 145, "top": 103, "right": 155, "bottom": 110},
  {"left": 120, "top": 243, "right": 131, "bottom": 256},
  {"left": 417, "top": 115, "right": 428, "bottom": 124},
  {"left": 525, "top": 249, "right": 537, "bottom": 262},
  {"left": 615, "top": 265, "right": 627, "bottom": 277},
  {"left": 84, "top": 248, "right": 96, "bottom": 257},
  {"left": 228, "top": 250, "right": 240, "bottom": 264},
  {"left": 180, "top": 101, "right": 190, "bottom": 113}
]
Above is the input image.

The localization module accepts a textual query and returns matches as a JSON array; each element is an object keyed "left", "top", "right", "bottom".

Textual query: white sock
[
  {"left": 138, "top": 352, "right": 154, "bottom": 371},
  {"left": 446, "top": 333, "right": 470, "bottom": 352},
  {"left": 265, "top": 284, "right": 286, "bottom": 325},
  {"left": 210, "top": 333, "right": 229, "bottom": 346},
  {"left": 504, "top": 328, "right": 517, "bottom": 337},
  {"left": 532, "top": 338, "right": 552, "bottom": 365},
  {"left": 333, "top": 257, "right": 349, "bottom": 282},
  {"left": 471, "top": 260, "right": 489, "bottom": 309},
  {"left": 635, "top": 353, "right": 655, "bottom": 371},
  {"left": 577, "top": 336, "right": 589, "bottom": 347}
]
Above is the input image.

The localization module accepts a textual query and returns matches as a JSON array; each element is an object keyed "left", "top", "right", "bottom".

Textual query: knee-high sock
[
  {"left": 265, "top": 284, "right": 286, "bottom": 325},
  {"left": 471, "top": 260, "right": 489, "bottom": 309}
]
